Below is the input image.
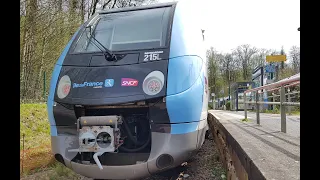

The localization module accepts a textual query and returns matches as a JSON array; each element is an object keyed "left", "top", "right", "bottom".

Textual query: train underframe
[{"left": 52, "top": 100, "right": 208, "bottom": 179}]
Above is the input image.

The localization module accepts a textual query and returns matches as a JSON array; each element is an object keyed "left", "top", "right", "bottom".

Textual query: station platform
[{"left": 208, "top": 110, "right": 300, "bottom": 180}]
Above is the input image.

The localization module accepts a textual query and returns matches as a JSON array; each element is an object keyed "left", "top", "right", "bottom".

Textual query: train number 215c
[{"left": 143, "top": 51, "right": 163, "bottom": 62}]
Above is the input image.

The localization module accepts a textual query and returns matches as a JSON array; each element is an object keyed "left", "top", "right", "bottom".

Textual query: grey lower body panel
[
  {"left": 51, "top": 124, "right": 208, "bottom": 179},
  {"left": 71, "top": 162, "right": 150, "bottom": 179}
]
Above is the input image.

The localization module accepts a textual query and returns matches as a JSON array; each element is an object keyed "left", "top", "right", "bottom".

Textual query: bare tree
[
  {"left": 207, "top": 47, "right": 220, "bottom": 95},
  {"left": 220, "top": 53, "right": 237, "bottom": 82},
  {"left": 251, "top": 48, "right": 271, "bottom": 69},
  {"left": 233, "top": 44, "right": 258, "bottom": 81},
  {"left": 69, "top": 0, "right": 79, "bottom": 35},
  {"left": 80, "top": 0, "right": 85, "bottom": 22},
  {"left": 102, "top": 0, "right": 113, "bottom": 9},
  {"left": 289, "top": 46, "right": 300, "bottom": 73},
  {"left": 91, "top": 0, "right": 156, "bottom": 17},
  {"left": 21, "top": 0, "right": 38, "bottom": 98},
  {"left": 280, "top": 46, "right": 285, "bottom": 69},
  {"left": 91, "top": 0, "right": 100, "bottom": 16}
]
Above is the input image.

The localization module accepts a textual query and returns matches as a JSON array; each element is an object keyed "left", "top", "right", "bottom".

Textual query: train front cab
[{"left": 47, "top": 1, "right": 208, "bottom": 179}]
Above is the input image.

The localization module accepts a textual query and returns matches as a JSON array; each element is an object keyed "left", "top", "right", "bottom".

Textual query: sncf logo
[{"left": 121, "top": 78, "right": 138, "bottom": 87}]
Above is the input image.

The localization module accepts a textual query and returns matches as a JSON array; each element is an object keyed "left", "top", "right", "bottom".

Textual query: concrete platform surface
[
  {"left": 209, "top": 110, "right": 300, "bottom": 180},
  {"left": 228, "top": 110, "right": 300, "bottom": 138}
]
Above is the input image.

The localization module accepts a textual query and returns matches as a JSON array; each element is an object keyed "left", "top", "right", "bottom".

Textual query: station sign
[{"left": 266, "top": 55, "right": 286, "bottom": 62}]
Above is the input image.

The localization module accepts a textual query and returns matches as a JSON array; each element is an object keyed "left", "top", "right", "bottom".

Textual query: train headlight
[
  {"left": 143, "top": 71, "right": 164, "bottom": 96},
  {"left": 57, "top": 75, "right": 71, "bottom": 99}
]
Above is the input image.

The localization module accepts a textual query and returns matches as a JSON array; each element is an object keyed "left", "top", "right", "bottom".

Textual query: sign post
[
  {"left": 265, "top": 63, "right": 275, "bottom": 84},
  {"left": 266, "top": 55, "right": 286, "bottom": 81},
  {"left": 252, "top": 67, "right": 263, "bottom": 87},
  {"left": 211, "top": 93, "right": 215, "bottom": 110},
  {"left": 252, "top": 67, "right": 266, "bottom": 110}
]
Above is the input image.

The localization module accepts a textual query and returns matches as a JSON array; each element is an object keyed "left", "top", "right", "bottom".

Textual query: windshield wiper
[{"left": 85, "top": 26, "right": 117, "bottom": 62}]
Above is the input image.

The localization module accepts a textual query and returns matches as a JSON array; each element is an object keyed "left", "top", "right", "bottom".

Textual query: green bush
[
  {"left": 293, "top": 106, "right": 300, "bottom": 111},
  {"left": 273, "top": 108, "right": 280, "bottom": 114},
  {"left": 263, "top": 107, "right": 279, "bottom": 114},
  {"left": 226, "top": 101, "right": 231, "bottom": 110}
]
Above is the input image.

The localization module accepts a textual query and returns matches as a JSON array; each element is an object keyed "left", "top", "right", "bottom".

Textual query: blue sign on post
[{"left": 265, "top": 64, "right": 275, "bottom": 73}]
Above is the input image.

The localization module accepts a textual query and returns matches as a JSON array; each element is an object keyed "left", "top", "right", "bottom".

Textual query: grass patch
[
  {"left": 20, "top": 103, "right": 50, "bottom": 149},
  {"left": 20, "top": 144, "right": 55, "bottom": 174},
  {"left": 48, "top": 163, "right": 82, "bottom": 180},
  {"left": 263, "top": 109, "right": 300, "bottom": 115},
  {"left": 249, "top": 109, "right": 300, "bottom": 115},
  {"left": 209, "top": 151, "right": 226, "bottom": 178},
  {"left": 241, "top": 118, "right": 250, "bottom": 122},
  {"left": 212, "top": 162, "right": 226, "bottom": 179},
  {"left": 290, "top": 111, "right": 300, "bottom": 115},
  {"left": 265, "top": 109, "right": 280, "bottom": 114},
  {"left": 20, "top": 103, "right": 54, "bottom": 174},
  {"left": 20, "top": 162, "right": 83, "bottom": 180}
]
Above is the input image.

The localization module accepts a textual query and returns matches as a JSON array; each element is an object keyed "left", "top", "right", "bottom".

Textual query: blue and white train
[{"left": 47, "top": 1, "right": 209, "bottom": 179}]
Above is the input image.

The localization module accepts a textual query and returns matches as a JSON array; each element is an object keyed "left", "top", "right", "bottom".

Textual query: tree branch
[
  {"left": 102, "top": 0, "right": 112, "bottom": 9},
  {"left": 91, "top": 0, "right": 99, "bottom": 16},
  {"left": 112, "top": 0, "right": 117, "bottom": 8}
]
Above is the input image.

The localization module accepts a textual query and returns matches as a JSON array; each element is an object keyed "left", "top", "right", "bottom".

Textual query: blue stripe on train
[
  {"left": 166, "top": 1, "right": 206, "bottom": 134},
  {"left": 170, "top": 121, "right": 199, "bottom": 135},
  {"left": 47, "top": 29, "right": 80, "bottom": 136},
  {"left": 166, "top": 58, "right": 204, "bottom": 134}
]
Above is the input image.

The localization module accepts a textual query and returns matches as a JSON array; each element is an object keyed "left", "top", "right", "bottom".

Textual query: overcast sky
[{"left": 159, "top": 0, "right": 300, "bottom": 54}]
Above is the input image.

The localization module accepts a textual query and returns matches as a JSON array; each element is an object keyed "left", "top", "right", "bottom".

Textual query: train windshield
[{"left": 72, "top": 7, "right": 171, "bottom": 53}]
